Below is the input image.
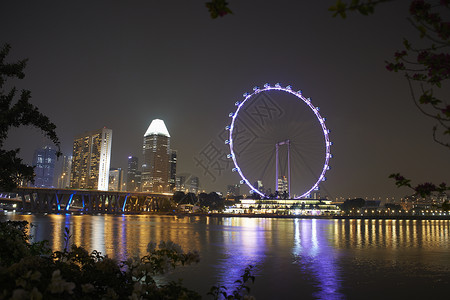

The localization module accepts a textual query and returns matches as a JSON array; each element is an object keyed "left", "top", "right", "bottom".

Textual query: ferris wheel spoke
[{"left": 291, "top": 145, "right": 321, "bottom": 181}]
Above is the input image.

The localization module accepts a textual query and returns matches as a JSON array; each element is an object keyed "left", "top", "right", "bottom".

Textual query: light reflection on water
[
  {"left": 293, "top": 219, "right": 344, "bottom": 300},
  {"left": 215, "top": 218, "right": 267, "bottom": 289},
  {"left": 4, "top": 213, "right": 450, "bottom": 299},
  {"left": 332, "top": 219, "right": 450, "bottom": 252}
]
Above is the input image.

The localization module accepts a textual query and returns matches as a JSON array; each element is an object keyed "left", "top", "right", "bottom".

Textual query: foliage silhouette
[
  {"left": 329, "top": 1, "right": 449, "bottom": 199},
  {"left": 330, "top": 0, "right": 449, "bottom": 149},
  {"left": 0, "top": 44, "right": 60, "bottom": 191}
]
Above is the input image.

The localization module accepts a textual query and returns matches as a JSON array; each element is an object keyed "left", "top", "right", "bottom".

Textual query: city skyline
[{"left": 1, "top": 1, "right": 449, "bottom": 199}]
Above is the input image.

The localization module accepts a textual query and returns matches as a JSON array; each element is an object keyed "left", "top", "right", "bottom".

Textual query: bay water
[{"left": 3, "top": 213, "right": 449, "bottom": 299}]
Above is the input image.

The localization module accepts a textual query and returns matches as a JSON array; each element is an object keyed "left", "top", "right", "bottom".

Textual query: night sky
[{"left": 2, "top": 1, "right": 449, "bottom": 200}]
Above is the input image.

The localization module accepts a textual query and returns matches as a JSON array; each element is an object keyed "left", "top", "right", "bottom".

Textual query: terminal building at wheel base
[{"left": 225, "top": 198, "right": 340, "bottom": 216}]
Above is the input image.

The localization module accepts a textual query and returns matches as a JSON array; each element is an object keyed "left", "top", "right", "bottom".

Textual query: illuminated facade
[
  {"left": 141, "top": 119, "right": 171, "bottom": 192},
  {"left": 175, "top": 175, "right": 186, "bottom": 191},
  {"left": 227, "top": 184, "right": 241, "bottom": 197},
  {"left": 57, "top": 155, "right": 72, "bottom": 188},
  {"left": 277, "top": 176, "right": 288, "bottom": 193},
  {"left": 169, "top": 150, "right": 177, "bottom": 192},
  {"left": 254, "top": 180, "right": 264, "bottom": 193},
  {"left": 175, "top": 174, "right": 199, "bottom": 193},
  {"left": 126, "top": 156, "right": 139, "bottom": 192},
  {"left": 109, "top": 168, "right": 123, "bottom": 191},
  {"left": 189, "top": 176, "right": 199, "bottom": 194},
  {"left": 70, "top": 128, "right": 112, "bottom": 191},
  {"left": 225, "top": 198, "right": 339, "bottom": 215},
  {"left": 32, "top": 145, "right": 57, "bottom": 188}
]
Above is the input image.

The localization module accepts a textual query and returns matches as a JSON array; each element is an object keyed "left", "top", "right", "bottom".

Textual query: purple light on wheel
[{"left": 228, "top": 84, "right": 332, "bottom": 199}]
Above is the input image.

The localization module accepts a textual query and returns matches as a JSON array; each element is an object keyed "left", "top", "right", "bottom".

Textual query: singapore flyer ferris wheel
[{"left": 226, "top": 83, "right": 332, "bottom": 199}]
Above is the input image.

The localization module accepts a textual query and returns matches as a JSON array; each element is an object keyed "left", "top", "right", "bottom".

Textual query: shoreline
[
  {"left": 121, "top": 211, "right": 450, "bottom": 220},
  {"left": 187, "top": 213, "right": 450, "bottom": 220},
  {"left": 3, "top": 210, "right": 450, "bottom": 220}
]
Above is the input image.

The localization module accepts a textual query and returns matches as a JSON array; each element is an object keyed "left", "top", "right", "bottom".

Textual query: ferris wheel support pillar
[
  {"left": 287, "top": 139, "right": 291, "bottom": 198},
  {"left": 275, "top": 143, "right": 279, "bottom": 192}
]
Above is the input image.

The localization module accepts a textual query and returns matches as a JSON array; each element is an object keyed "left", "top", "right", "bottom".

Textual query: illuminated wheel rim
[{"left": 227, "top": 83, "right": 331, "bottom": 199}]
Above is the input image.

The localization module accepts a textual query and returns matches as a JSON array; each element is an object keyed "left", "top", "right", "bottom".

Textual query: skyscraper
[
  {"left": 142, "top": 119, "right": 171, "bottom": 192},
  {"left": 169, "top": 150, "right": 177, "bottom": 192},
  {"left": 57, "top": 155, "right": 72, "bottom": 189},
  {"left": 141, "top": 119, "right": 170, "bottom": 192},
  {"left": 227, "top": 184, "right": 241, "bottom": 197},
  {"left": 254, "top": 180, "right": 264, "bottom": 193},
  {"left": 126, "top": 156, "right": 139, "bottom": 192},
  {"left": 189, "top": 176, "right": 199, "bottom": 194},
  {"left": 32, "top": 145, "right": 57, "bottom": 188},
  {"left": 176, "top": 175, "right": 186, "bottom": 191},
  {"left": 135, "top": 171, "right": 142, "bottom": 191},
  {"left": 278, "top": 176, "right": 288, "bottom": 193},
  {"left": 109, "top": 168, "right": 123, "bottom": 191},
  {"left": 175, "top": 174, "right": 199, "bottom": 193},
  {"left": 70, "top": 127, "right": 112, "bottom": 191}
]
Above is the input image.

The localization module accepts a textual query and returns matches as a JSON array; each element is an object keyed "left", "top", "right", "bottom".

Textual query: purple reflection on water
[
  {"left": 119, "top": 215, "right": 127, "bottom": 260},
  {"left": 293, "top": 219, "right": 344, "bottom": 299},
  {"left": 214, "top": 218, "right": 267, "bottom": 290}
]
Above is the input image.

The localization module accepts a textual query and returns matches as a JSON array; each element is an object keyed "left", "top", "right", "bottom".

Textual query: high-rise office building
[
  {"left": 169, "top": 150, "right": 177, "bottom": 192},
  {"left": 32, "top": 145, "right": 57, "bottom": 188},
  {"left": 175, "top": 174, "right": 199, "bottom": 193},
  {"left": 135, "top": 171, "right": 142, "bottom": 191},
  {"left": 278, "top": 176, "right": 288, "bottom": 193},
  {"left": 126, "top": 156, "right": 139, "bottom": 192},
  {"left": 70, "top": 127, "right": 112, "bottom": 191},
  {"left": 176, "top": 175, "right": 186, "bottom": 191},
  {"left": 57, "top": 155, "right": 72, "bottom": 188},
  {"left": 109, "top": 168, "right": 123, "bottom": 191},
  {"left": 189, "top": 176, "right": 199, "bottom": 194},
  {"left": 141, "top": 119, "right": 171, "bottom": 192},
  {"left": 227, "top": 184, "right": 241, "bottom": 196},
  {"left": 254, "top": 180, "right": 264, "bottom": 193}
]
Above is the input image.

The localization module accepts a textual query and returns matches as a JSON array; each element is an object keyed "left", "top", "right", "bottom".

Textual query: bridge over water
[{"left": 4, "top": 187, "right": 173, "bottom": 214}]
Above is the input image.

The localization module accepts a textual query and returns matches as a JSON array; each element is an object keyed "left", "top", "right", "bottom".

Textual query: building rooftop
[{"left": 144, "top": 119, "right": 170, "bottom": 137}]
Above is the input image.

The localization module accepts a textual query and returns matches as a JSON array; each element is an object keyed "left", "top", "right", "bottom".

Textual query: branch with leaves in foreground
[
  {"left": 385, "top": 1, "right": 450, "bottom": 149},
  {"left": 390, "top": 173, "right": 449, "bottom": 197},
  {"left": 331, "top": 1, "right": 450, "bottom": 149},
  {"left": 330, "top": 1, "right": 449, "bottom": 201},
  {"left": 206, "top": 0, "right": 233, "bottom": 19},
  {"left": 329, "top": 0, "right": 394, "bottom": 18},
  {"left": 0, "top": 44, "right": 61, "bottom": 191},
  {"left": 208, "top": 265, "right": 256, "bottom": 300}
]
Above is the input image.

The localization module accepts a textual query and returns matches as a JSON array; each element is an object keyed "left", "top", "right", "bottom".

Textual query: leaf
[
  {"left": 329, "top": 0, "right": 348, "bottom": 18},
  {"left": 206, "top": 0, "right": 233, "bottom": 19},
  {"left": 403, "top": 39, "right": 411, "bottom": 50},
  {"left": 417, "top": 25, "right": 427, "bottom": 38}
]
